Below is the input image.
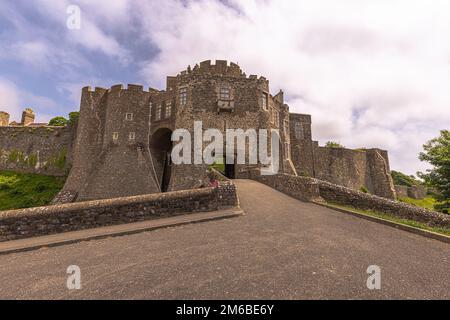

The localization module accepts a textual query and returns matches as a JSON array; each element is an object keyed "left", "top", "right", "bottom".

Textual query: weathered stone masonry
[
  {"left": 0, "top": 184, "right": 238, "bottom": 242},
  {"left": 0, "top": 59, "right": 396, "bottom": 202},
  {"left": 0, "top": 125, "right": 75, "bottom": 176}
]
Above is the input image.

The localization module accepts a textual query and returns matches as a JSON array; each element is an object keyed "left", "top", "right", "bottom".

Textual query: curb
[
  {"left": 0, "top": 208, "right": 244, "bottom": 255},
  {"left": 314, "top": 202, "right": 450, "bottom": 244}
]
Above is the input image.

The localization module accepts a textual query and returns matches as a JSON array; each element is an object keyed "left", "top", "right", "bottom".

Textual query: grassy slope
[
  {"left": 326, "top": 202, "right": 450, "bottom": 236},
  {"left": 398, "top": 197, "right": 436, "bottom": 211},
  {"left": 0, "top": 171, "right": 65, "bottom": 211}
]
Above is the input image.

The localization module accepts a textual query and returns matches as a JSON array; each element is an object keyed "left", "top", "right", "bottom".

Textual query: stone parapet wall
[
  {"left": 0, "top": 184, "right": 239, "bottom": 242},
  {"left": 250, "top": 172, "right": 321, "bottom": 202},
  {"left": 317, "top": 180, "right": 450, "bottom": 228}
]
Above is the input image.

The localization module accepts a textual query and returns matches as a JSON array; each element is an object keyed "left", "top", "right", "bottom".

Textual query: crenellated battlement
[
  {"left": 82, "top": 84, "right": 160, "bottom": 96},
  {"left": 177, "top": 60, "right": 244, "bottom": 78},
  {"left": 176, "top": 60, "right": 270, "bottom": 87}
]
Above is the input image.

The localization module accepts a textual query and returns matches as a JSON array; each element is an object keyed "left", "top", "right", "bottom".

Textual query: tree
[
  {"left": 391, "top": 170, "right": 421, "bottom": 187},
  {"left": 325, "top": 141, "right": 344, "bottom": 148},
  {"left": 68, "top": 111, "right": 79, "bottom": 125},
  {"left": 48, "top": 116, "right": 68, "bottom": 126},
  {"left": 417, "top": 130, "right": 450, "bottom": 213}
]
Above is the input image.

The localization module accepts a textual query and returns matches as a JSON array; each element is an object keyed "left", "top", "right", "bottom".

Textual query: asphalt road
[{"left": 0, "top": 179, "right": 449, "bottom": 299}]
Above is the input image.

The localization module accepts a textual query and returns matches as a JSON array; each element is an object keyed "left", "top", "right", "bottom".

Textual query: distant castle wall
[
  {"left": 0, "top": 125, "right": 76, "bottom": 176},
  {"left": 312, "top": 147, "right": 396, "bottom": 199},
  {"left": 290, "top": 112, "right": 396, "bottom": 199}
]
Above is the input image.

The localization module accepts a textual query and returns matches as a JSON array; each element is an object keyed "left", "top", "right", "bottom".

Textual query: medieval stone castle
[{"left": 0, "top": 60, "right": 396, "bottom": 202}]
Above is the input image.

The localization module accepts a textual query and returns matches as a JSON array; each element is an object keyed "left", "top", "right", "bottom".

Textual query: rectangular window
[
  {"left": 125, "top": 113, "right": 133, "bottom": 121},
  {"left": 129, "top": 132, "right": 135, "bottom": 140},
  {"left": 261, "top": 92, "right": 268, "bottom": 110},
  {"left": 220, "top": 87, "right": 230, "bottom": 100},
  {"left": 295, "top": 122, "right": 303, "bottom": 139},
  {"left": 272, "top": 109, "right": 279, "bottom": 126},
  {"left": 179, "top": 87, "right": 187, "bottom": 106},
  {"left": 284, "top": 120, "right": 289, "bottom": 135},
  {"left": 165, "top": 102, "right": 172, "bottom": 118},
  {"left": 155, "top": 105, "right": 162, "bottom": 121},
  {"left": 112, "top": 132, "right": 119, "bottom": 140}
]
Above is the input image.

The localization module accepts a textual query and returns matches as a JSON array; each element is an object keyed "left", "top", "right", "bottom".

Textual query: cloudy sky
[{"left": 1, "top": 0, "right": 449, "bottom": 175}]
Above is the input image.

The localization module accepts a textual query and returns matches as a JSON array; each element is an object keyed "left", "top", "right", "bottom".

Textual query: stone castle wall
[
  {"left": 0, "top": 59, "right": 397, "bottom": 203},
  {"left": 0, "top": 125, "right": 75, "bottom": 176},
  {"left": 289, "top": 112, "right": 396, "bottom": 199},
  {"left": 313, "top": 147, "right": 396, "bottom": 199},
  {"left": 61, "top": 85, "right": 161, "bottom": 202}
]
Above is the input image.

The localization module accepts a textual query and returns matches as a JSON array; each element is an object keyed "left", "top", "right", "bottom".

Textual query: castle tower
[
  {"left": 0, "top": 111, "right": 10, "bottom": 126},
  {"left": 21, "top": 108, "right": 35, "bottom": 126}
]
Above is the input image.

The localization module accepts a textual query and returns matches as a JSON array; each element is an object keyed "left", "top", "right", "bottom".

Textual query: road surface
[{"left": 0, "top": 179, "right": 448, "bottom": 299}]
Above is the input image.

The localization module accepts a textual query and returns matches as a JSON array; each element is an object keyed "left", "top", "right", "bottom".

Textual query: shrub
[
  {"left": 360, "top": 186, "right": 369, "bottom": 193},
  {"left": 325, "top": 141, "right": 344, "bottom": 148}
]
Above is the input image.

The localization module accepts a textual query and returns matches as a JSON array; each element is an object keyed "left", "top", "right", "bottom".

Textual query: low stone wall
[
  {"left": 0, "top": 184, "right": 239, "bottom": 242},
  {"left": 250, "top": 172, "right": 450, "bottom": 229},
  {"left": 317, "top": 180, "right": 450, "bottom": 228},
  {"left": 250, "top": 172, "right": 321, "bottom": 202},
  {"left": 208, "top": 168, "right": 239, "bottom": 208}
]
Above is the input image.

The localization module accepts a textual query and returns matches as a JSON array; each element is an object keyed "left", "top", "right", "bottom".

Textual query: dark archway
[
  {"left": 223, "top": 154, "right": 236, "bottom": 179},
  {"left": 150, "top": 128, "right": 173, "bottom": 192}
]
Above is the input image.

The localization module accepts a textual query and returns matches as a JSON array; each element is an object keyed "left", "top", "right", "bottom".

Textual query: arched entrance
[{"left": 150, "top": 128, "right": 173, "bottom": 192}]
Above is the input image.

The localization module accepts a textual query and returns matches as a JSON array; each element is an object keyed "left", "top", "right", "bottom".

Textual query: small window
[
  {"left": 272, "top": 109, "right": 279, "bottom": 125},
  {"left": 112, "top": 132, "right": 119, "bottom": 140},
  {"left": 179, "top": 87, "right": 187, "bottom": 106},
  {"left": 125, "top": 113, "right": 133, "bottom": 121},
  {"left": 295, "top": 122, "right": 303, "bottom": 139},
  {"left": 129, "top": 132, "right": 135, "bottom": 140},
  {"left": 155, "top": 105, "right": 162, "bottom": 121},
  {"left": 261, "top": 92, "right": 268, "bottom": 110},
  {"left": 220, "top": 87, "right": 230, "bottom": 100},
  {"left": 165, "top": 102, "right": 172, "bottom": 118}
]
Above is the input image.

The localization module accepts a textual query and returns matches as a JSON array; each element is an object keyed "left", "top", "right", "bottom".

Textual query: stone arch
[{"left": 149, "top": 127, "right": 173, "bottom": 192}]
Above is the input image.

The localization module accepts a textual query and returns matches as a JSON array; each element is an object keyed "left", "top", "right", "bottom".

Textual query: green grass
[
  {"left": 326, "top": 202, "right": 450, "bottom": 237},
  {"left": 208, "top": 157, "right": 225, "bottom": 174},
  {"left": 0, "top": 171, "right": 65, "bottom": 211},
  {"left": 398, "top": 196, "right": 436, "bottom": 211}
]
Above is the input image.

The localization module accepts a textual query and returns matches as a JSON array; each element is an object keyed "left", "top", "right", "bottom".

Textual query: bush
[
  {"left": 391, "top": 170, "right": 421, "bottom": 187},
  {"left": 360, "top": 186, "right": 369, "bottom": 193},
  {"left": 48, "top": 116, "right": 68, "bottom": 127},
  {"left": 325, "top": 141, "right": 344, "bottom": 148}
]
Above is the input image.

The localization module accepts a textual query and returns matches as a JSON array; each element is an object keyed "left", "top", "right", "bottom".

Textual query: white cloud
[
  {"left": 2, "top": 0, "right": 449, "bottom": 175},
  {"left": 134, "top": 0, "right": 450, "bottom": 175},
  {"left": 0, "top": 79, "right": 21, "bottom": 121},
  {"left": 0, "top": 78, "right": 59, "bottom": 123}
]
